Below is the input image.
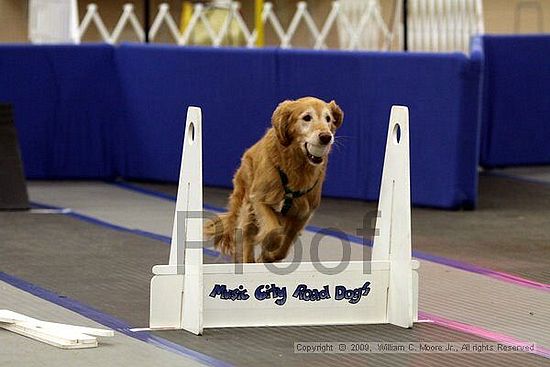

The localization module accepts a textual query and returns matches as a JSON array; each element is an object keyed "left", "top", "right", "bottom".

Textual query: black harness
[{"left": 277, "top": 167, "right": 318, "bottom": 215}]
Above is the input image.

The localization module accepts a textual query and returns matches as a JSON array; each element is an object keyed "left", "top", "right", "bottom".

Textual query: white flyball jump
[{"left": 150, "top": 105, "right": 419, "bottom": 335}]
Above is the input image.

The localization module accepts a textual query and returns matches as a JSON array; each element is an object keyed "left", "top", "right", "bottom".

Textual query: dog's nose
[{"left": 318, "top": 132, "right": 332, "bottom": 145}]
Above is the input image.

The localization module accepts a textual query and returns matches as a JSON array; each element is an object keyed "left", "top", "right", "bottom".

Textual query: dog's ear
[
  {"left": 329, "top": 100, "right": 344, "bottom": 128},
  {"left": 272, "top": 100, "right": 294, "bottom": 147}
]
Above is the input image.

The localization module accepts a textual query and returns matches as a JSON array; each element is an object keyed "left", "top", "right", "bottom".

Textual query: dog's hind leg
[
  {"left": 242, "top": 222, "right": 258, "bottom": 263},
  {"left": 204, "top": 213, "right": 235, "bottom": 256},
  {"left": 204, "top": 167, "right": 249, "bottom": 256},
  {"left": 235, "top": 202, "right": 258, "bottom": 263}
]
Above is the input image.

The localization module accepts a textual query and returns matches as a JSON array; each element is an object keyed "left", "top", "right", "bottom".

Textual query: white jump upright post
[
  {"left": 149, "top": 105, "right": 418, "bottom": 335},
  {"left": 150, "top": 107, "right": 203, "bottom": 334},
  {"left": 372, "top": 105, "right": 416, "bottom": 327}
]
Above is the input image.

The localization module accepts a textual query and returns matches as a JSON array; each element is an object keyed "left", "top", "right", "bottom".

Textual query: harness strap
[{"left": 277, "top": 167, "right": 318, "bottom": 215}]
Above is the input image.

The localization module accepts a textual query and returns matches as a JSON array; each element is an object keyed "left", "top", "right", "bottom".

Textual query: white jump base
[{"left": 150, "top": 105, "right": 418, "bottom": 335}]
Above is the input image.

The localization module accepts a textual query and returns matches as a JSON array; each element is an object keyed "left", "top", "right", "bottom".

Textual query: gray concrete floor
[
  {"left": 1, "top": 209, "right": 548, "bottom": 366},
  {"left": 0, "top": 280, "right": 207, "bottom": 367},
  {"left": 491, "top": 166, "right": 550, "bottom": 184},
  {"left": 142, "top": 173, "right": 550, "bottom": 284},
  {"left": 1, "top": 172, "right": 549, "bottom": 366}
]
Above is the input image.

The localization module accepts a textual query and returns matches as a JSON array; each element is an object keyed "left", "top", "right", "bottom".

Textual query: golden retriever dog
[{"left": 205, "top": 97, "right": 343, "bottom": 263}]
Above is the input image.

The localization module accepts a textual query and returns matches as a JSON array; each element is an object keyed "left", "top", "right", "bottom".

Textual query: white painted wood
[
  {"left": 150, "top": 107, "right": 204, "bottom": 334},
  {"left": 203, "top": 260, "right": 419, "bottom": 274},
  {"left": 1, "top": 322, "right": 97, "bottom": 349},
  {"left": 152, "top": 264, "right": 186, "bottom": 275},
  {"left": 149, "top": 274, "right": 184, "bottom": 329},
  {"left": 0, "top": 316, "right": 17, "bottom": 324},
  {"left": 179, "top": 108, "right": 204, "bottom": 335},
  {"left": 149, "top": 105, "right": 418, "bottom": 334},
  {"left": 203, "top": 267, "right": 388, "bottom": 328},
  {"left": 39, "top": 322, "right": 114, "bottom": 337},
  {"left": 0, "top": 310, "right": 114, "bottom": 337},
  {"left": 413, "top": 269, "right": 419, "bottom": 322},
  {"left": 0, "top": 310, "right": 113, "bottom": 349},
  {"left": 372, "top": 106, "right": 414, "bottom": 328},
  {"left": 152, "top": 260, "right": 419, "bottom": 275}
]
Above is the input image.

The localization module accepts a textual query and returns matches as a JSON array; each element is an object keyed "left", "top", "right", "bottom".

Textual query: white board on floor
[{"left": 0, "top": 310, "right": 113, "bottom": 349}]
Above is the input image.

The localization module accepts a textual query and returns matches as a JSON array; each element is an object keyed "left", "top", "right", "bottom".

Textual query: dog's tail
[{"left": 204, "top": 184, "right": 245, "bottom": 256}]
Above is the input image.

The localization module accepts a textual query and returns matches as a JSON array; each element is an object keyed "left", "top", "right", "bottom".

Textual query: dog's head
[{"left": 271, "top": 97, "right": 344, "bottom": 166}]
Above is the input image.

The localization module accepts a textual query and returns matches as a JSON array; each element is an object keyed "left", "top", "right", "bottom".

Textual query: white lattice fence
[
  {"left": 76, "top": 1, "right": 484, "bottom": 52},
  {"left": 408, "top": 0, "right": 484, "bottom": 53},
  {"left": 337, "top": 0, "right": 402, "bottom": 51},
  {"left": 78, "top": 3, "right": 144, "bottom": 44},
  {"left": 77, "top": 1, "right": 399, "bottom": 51},
  {"left": 148, "top": 0, "right": 399, "bottom": 50},
  {"left": 149, "top": 2, "right": 252, "bottom": 47}
]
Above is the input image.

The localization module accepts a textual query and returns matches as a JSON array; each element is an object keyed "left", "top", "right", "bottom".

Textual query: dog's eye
[
  {"left": 303, "top": 115, "right": 312, "bottom": 122},
  {"left": 325, "top": 115, "right": 331, "bottom": 123}
]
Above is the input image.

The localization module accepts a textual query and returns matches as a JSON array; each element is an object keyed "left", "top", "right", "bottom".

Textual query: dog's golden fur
[{"left": 205, "top": 97, "right": 343, "bottom": 262}]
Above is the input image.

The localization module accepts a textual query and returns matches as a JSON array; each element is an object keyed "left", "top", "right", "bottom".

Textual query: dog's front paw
[
  {"left": 257, "top": 251, "right": 274, "bottom": 263},
  {"left": 257, "top": 250, "right": 286, "bottom": 263},
  {"left": 262, "top": 227, "right": 285, "bottom": 252}
]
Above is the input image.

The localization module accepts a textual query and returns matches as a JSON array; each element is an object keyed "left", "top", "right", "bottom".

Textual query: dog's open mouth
[{"left": 305, "top": 143, "right": 324, "bottom": 165}]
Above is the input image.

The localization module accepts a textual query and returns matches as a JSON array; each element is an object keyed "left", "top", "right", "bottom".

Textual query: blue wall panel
[
  {"left": 117, "top": 45, "right": 482, "bottom": 208},
  {"left": 479, "top": 35, "right": 550, "bottom": 167},
  {"left": 0, "top": 45, "right": 121, "bottom": 178},
  {"left": 275, "top": 48, "right": 482, "bottom": 207},
  {"left": 0, "top": 44, "right": 483, "bottom": 209},
  {"left": 116, "top": 45, "right": 278, "bottom": 185}
]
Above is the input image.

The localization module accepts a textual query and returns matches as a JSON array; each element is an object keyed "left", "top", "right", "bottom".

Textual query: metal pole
[
  {"left": 403, "top": 0, "right": 408, "bottom": 51},
  {"left": 255, "top": 0, "right": 264, "bottom": 47},
  {"left": 144, "top": 0, "right": 150, "bottom": 42},
  {"left": 180, "top": 1, "right": 193, "bottom": 34}
]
